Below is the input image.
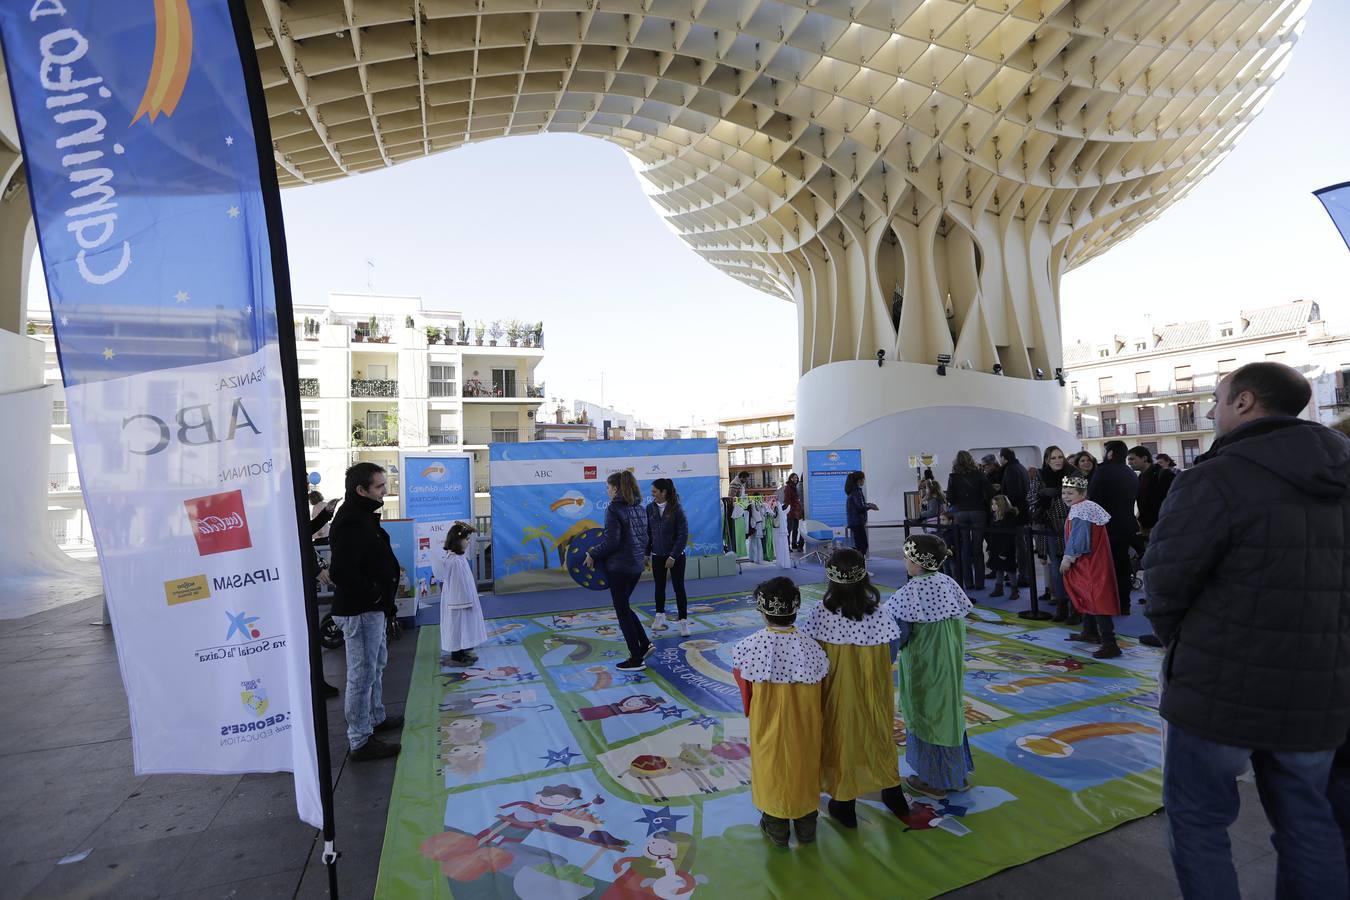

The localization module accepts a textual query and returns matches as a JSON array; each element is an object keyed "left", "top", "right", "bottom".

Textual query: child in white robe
[{"left": 433, "top": 521, "right": 488, "bottom": 665}]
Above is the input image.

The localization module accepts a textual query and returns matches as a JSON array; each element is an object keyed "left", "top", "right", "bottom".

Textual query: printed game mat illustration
[{"left": 376, "top": 589, "right": 1165, "bottom": 899}]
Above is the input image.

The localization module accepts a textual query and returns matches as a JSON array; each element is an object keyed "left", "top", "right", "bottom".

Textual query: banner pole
[{"left": 225, "top": 2, "right": 341, "bottom": 894}]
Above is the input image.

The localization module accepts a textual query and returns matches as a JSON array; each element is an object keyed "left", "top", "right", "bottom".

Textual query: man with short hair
[
  {"left": 1087, "top": 440, "right": 1139, "bottom": 611},
  {"left": 1143, "top": 362, "right": 1350, "bottom": 898},
  {"left": 328, "top": 462, "right": 404, "bottom": 761},
  {"left": 730, "top": 471, "right": 752, "bottom": 500},
  {"left": 1127, "top": 445, "right": 1174, "bottom": 537}
]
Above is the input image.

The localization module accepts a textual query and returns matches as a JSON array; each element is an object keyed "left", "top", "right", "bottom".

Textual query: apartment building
[
  {"left": 719, "top": 410, "right": 796, "bottom": 494},
  {"left": 34, "top": 292, "right": 545, "bottom": 546},
  {"left": 1064, "top": 300, "right": 1350, "bottom": 466}
]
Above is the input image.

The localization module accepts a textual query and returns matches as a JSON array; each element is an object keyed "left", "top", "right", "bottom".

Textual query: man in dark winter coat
[
  {"left": 1142, "top": 362, "right": 1350, "bottom": 899},
  {"left": 1087, "top": 440, "right": 1139, "bottom": 610},
  {"left": 328, "top": 463, "right": 404, "bottom": 761},
  {"left": 997, "top": 448, "right": 1032, "bottom": 587}
]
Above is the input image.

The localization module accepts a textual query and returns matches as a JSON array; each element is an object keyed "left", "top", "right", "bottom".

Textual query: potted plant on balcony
[
  {"left": 405, "top": 315, "right": 415, "bottom": 329},
  {"left": 488, "top": 320, "right": 504, "bottom": 347},
  {"left": 425, "top": 326, "right": 442, "bottom": 346},
  {"left": 535, "top": 321, "right": 544, "bottom": 348},
  {"left": 474, "top": 321, "right": 485, "bottom": 345},
  {"left": 457, "top": 321, "right": 469, "bottom": 345},
  {"left": 506, "top": 320, "right": 521, "bottom": 347}
]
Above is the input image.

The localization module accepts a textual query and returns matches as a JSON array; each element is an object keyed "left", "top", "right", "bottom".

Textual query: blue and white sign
[
  {"left": 489, "top": 440, "right": 721, "bottom": 594},
  {"left": 401, "top": 453, "right": 473, "bottom": 522},
  {"left": 0, "top": 0, "right": 321, "bottom": 825},
  {"left": 805, "top": 448, "right": 863, "bottom": 528}
]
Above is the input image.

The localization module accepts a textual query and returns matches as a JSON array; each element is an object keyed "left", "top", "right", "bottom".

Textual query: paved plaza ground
[{"left": 0, "top": 585, "right": 1281, "bottom": 899}]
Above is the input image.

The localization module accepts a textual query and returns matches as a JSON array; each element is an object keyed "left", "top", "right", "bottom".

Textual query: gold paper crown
[
  {"left": 755, "top": 588, "right": 800, "bottom": 617},
  {"left": 1063, "top": 474, "right": 1090, "bottom": 490},
  {"left": 825, "top": 563, "right": 867, "bottom": 585},
  {"left": 903, "top": 538, "right": 950, "bottom": 571}
]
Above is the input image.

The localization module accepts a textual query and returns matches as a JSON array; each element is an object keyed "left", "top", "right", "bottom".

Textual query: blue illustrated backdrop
[{"left": 489, "top": 439, "right": 721, "bottom": 594}]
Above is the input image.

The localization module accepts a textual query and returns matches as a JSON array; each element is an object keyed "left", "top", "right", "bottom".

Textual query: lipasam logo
[
  {"left": 212, "top": 567, "right": 281, "bottom": 592},
  {"left": 184, "top": 489, "right": 252, "bottom": 556}
]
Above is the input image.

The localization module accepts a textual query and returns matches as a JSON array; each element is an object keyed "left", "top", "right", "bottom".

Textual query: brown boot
[
  {"left": 1093, "top": 640, "right": 1122, "bottom": 659},
  {"left": 1066, "top": 631, "right": 1101, "bottom": 644},
  {"left": 1051, "top": 599, "right": 1069, "bottom": 622},
  {"left": 759, "top": 813, "right": 790, "bottom": 847}
]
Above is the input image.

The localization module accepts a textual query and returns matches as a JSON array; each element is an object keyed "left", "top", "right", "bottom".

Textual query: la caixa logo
[{"left": 184, "top": 489, "right": 252, "bottom": 556}]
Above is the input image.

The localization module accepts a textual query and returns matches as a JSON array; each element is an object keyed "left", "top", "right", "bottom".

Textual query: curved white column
[{"left": 796, "top": 359, "right": 1074, "bottom": 525}]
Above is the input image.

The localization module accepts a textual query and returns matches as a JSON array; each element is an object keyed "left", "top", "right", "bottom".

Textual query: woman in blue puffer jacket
[{"left": 585, "top": 470, "right": 652, "bottom": 671}]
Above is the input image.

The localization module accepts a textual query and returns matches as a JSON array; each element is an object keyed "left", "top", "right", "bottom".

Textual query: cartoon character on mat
[
  {"left": 423, "top": 786, "right": 630, "bottom": 883},
  {"left": 543, "top": 635, "right": 596, "bottom": 664},
  {"left": 605, "top": 831, "right": 707, "bottom": 899},
  {"left": 440, "top": 689, "right": 554, "bottom": 717},
  {"left": 625, "top": 742, "right": 751, "bottom": 800},
  {"left": 578, "top": 694, "right": 667, "bottom": 722},
  {"left": 437, "top": 717, "right": 489, "bottom": 778},
  {"left": 440, "top": 664, "right": 533, "bottom": 685}
]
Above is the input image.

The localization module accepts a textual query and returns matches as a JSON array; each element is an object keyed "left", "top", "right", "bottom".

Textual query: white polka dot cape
[
  {"left": 797, "top": 601, "right": 901, "bottom": 646},
  {"left": 888, "top": 572, "right": 973, "bottom": 624},
  {"left": 731, "top": 628, "right": 830, "bottom": 684}
]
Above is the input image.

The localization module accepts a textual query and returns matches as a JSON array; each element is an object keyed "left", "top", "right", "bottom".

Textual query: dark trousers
[
  {"left": 787, "top": 516, "right": 801, "bottom": 549},
  {"left": 1164, "top": 722, "right": 1346, "bottom": 899},
  {"left": 652, "top": 554, "right": 687, "bottom": 619},
  {"left": 1080, "top": 613, "right": 1116, "bottom": 642},
  {"left": 607, "top": 570, "right": 649, "bottom": 659},
  {"left": 849, "top": 523, "right": 869, "bottom": 556},
  {"left": 1109, "top": 532, "right": 1133, "bottom": 609},
  {"left": 953, "top": 510, "right": 988, "bottom": 589}
]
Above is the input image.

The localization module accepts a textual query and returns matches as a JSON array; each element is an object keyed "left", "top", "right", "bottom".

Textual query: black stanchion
[{"left": 1017, "top": 527, "right": 1052, "bottom": 621}]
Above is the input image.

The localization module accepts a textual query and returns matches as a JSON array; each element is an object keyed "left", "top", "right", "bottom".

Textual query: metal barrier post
[{"left": 1017, "top": 526, "right": 1052, "bottom": 621}]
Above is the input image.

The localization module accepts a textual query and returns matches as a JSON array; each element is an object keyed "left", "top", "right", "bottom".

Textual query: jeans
[
  {"left": 1164, "top": 723, "right": 1347, "bottom": 900},
  {"left": 652, "top": 554, "right": 687, "bottom": 619},
  {"left": 608, "top": 570, "right": 649, "bottom": 659},
  {"left": 335, "top": 611, "right": 388, "bottom": 750},
  {"left": 953, "top": 510, "right": 988, "bottom": 589}
]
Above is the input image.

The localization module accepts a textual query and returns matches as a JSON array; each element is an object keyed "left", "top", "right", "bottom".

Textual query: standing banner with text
[
  {"left": 490, "top": 439, "right": 722, "bottom": 594},
  {"left": 805, "top": 448, "right": 864, "bottom": 529},
  {"left": 0, "top": 1, "right": 322, "bottom": 825},
  {"left": 400, "top": 452, "right": 473, "bottom": 607},
  {"left": 383, "top": 519, "right": 418, "bottom": 620}
]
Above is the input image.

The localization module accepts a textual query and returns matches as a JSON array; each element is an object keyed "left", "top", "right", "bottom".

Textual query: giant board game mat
[{"left": 375, "top": 586, "right": 1164, "bottom": 899}]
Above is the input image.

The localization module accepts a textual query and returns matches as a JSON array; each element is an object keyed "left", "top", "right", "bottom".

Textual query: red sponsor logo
[
  {"left": 184, "top": 489, "right": 253, "bottom": 556},
  {"left": 583, "top": 466, "right": 597, "bottom": 480}
]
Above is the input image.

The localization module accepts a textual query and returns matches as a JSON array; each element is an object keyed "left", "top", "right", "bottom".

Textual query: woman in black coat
[
  {"left": 947, "top": 450, "right": 995, "bottom": 589},
  {"left": 585, "top": 471, "right": 652, "bottom": 671},
  {"left": 646, "top": 477, "right": 690, "bottom": 636},
  {"left": 844, "top": 470, "right": 879, "bottom": 557}
]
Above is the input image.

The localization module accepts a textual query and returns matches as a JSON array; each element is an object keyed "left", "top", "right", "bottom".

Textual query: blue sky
[{"left": 28, "top": 1, "right": 1350, "bottom": 426}]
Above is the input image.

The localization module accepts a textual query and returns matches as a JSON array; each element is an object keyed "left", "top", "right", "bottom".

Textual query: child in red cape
[{"left": 1059, "top": 473, "right": 1122, "bottom": 659}]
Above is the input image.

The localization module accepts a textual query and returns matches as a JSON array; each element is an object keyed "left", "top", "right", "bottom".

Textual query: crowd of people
[{"left": 308, "top": 360, "right": 1348, "bottom": 897}]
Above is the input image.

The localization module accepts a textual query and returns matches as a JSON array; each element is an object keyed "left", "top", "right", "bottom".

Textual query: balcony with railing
[
  {"left": 429, "top": 430, "right": 460, "bottom": 446},
  {"left": 49, "top": 471, "right": 80, "bottom": 492},
  {"left": 351, "top": 378, "right": 398, "bottom": 398},
  {"left": 51, "top": 403, "right": 69, "bottom": 425},
  {"left": 351, "top": 423, "right": 399, "bottom": 447},
  {"left": 461, "top": 380, "right": 545, "bottom": 400},
  {"left": 1330, "top": 387, "right": 1350, "bottom": 408},
  {"left": 298, "top": 378, "right": 319, "bottom": 397},
  {"left": 1075, "top": 373, "right": 1220, "bottom": 408},
  {"left": 1077, "top": 417, "right": 1206, "bottom": 439},
  {"left": 461, "top": 427, "right": 533, "bottom": 446}
]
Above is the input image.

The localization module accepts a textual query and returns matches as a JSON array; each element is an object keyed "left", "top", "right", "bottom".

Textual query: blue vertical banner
[
  {"left": 382, "top": 519, "right": 418, "bottom": 620},
  {"left": 489, "top": 440, "right": 722, "bottom": 594},
  {"left": 805, "top": 448, "right": 863, "bottom": 528},
  {"left": 0, "top": 1, "right": 323, "bottom": 826},
  {"left": 1314, "top": 182, "right": 1350, "bottom": 254}
]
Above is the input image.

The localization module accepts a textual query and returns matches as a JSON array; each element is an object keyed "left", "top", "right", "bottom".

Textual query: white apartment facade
[
  {"left": 34, "top": 292, "right": 545, "bottom": 547},
  {"left": 1065, "top": 300, "right": 1350, "bottom": 467}
]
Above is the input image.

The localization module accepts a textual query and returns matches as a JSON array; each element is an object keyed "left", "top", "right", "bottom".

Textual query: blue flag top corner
[
  {"left": 0, "top": 0, "right": 322, "bottom": 827},
  {"left": 1314, "top": 181, "right": 1350, "bottom": 255}
]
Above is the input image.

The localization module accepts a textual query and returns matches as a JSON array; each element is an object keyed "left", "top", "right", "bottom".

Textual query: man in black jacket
[
  {"left": 1143, "top": 362, "right": 1350, "bottom": 898},
  {"left": 328, "top": 463, "right": 404, "bottom": 761},
  {"left": 1087, "top": 440, "right": 1138, "bottom": 611}
]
